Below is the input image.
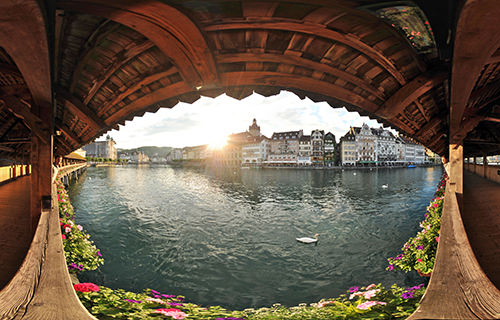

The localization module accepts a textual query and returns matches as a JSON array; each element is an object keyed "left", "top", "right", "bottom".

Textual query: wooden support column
[
  {"left": 449, "top": 142, "right": 464, "bottom": 196},
  {"left": 483, "top": 153, "right": 488, "bottom": 178},
  {"left": 30, "top": 134, "right": 53, "bottom": 233}
]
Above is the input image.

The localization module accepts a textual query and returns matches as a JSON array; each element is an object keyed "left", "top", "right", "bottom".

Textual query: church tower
[{"left": 248, "top": 118, "right": 261, "bottom": 137}]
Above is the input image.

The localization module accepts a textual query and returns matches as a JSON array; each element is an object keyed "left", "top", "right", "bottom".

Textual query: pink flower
[
  {"left": 317, "top": 300, "right": 335, "bottom": 308},
  {"left": 74, "top": 283, "right": 100, "bottom": 293},
  {"left": 61, "top": 234, "right": 66, "bottom": 240},
  {"left": 365, "top": 284, "right": 376, "bottom": 290},
  {"left": 77, "top": 225, "right": 83, "bottom": 231},
  {"left": 349, "top": 291, "right": 364, "bottom": 300},
  {"left": 65, "top": 227, "right": 72, "bottom": 233},
  {"left": 363, "top": 289, "right": 380, "bottom": 299},
  {"left": 145, "top": 297, "right": 165, "bottom": 304},
  {"left": 356, "top": 301, "right": 387, "bottom": 310},
  {"left": 417, "top": 258, "right": 423, "bottom": 262},
  {"left": 436, "top": 236, "right": 439, "bottom": 242},
  {"left": 153, "top": 308, "right": 187, "bottom": 319}
]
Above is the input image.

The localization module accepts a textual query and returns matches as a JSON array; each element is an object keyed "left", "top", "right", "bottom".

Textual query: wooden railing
[
  {"left": 0, "top": 165, "right": 31, "bottom": 184},
  {"left": 56, "top": 163, "right": 87, "bottom": 178},
  {"left": 0, "top": 184, "right": 95, "bottom": 319},
  {"left": 465, "top": 162, "right": 500, "bottom": 184},
  {"left": 409, "top": 182, "right": 500, "bottom": 319}
]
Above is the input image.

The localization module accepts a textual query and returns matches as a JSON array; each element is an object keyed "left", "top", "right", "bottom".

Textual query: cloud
[{"left": 105, "top": 91, "right": 395, "bottom": 149}]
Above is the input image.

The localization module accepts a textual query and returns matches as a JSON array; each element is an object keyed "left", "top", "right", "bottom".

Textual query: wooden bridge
[{"left": 0, "top": 0, "right": 500, "bottom": 318}]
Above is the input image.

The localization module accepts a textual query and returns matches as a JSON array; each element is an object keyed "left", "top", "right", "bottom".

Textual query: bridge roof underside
[{"left": 1, "top": 0, "right": 500, "bottom": 160}]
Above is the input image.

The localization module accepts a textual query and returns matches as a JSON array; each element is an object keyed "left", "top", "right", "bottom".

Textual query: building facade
[
  {"left": 82, "top": 135, "right": 117, "bottom": 160},
  {"left": 311, "top": 129, "right": 324, "bottom": 165}
]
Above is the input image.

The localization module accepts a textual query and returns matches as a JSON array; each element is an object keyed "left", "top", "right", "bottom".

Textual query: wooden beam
[
  {"left": 0, "top": 146, "right": 14, "bottom": 152},
  {"left": 0, "top": 0, "right": 52, "bottom": 108},
  {"left": 452, "top": 115, "right": 484, "bottom": 142},
  {"left": 216, "top": 52, "right": 386, "bottom": 100},
  {"left": 376, "top": 70, "right": 447, "bottom": 119},
  {"left": 104, "top": 70, "right": 381, "bottom": 128},
  {"left": 2, "top": 96, "right": 50, "bottom": 145},
  {"left": 450, "top": 0, "right": 500, "bottom": 136},
  {"left": 449, "top": 142, "right": 463, "bottom": 195},
  {"left": 97, "top": 68, "right": 177, "bottom": 118},
  {"left": 58, "top": 0, "right": 218, "bottom": 87},
  {"left": 83, "top": 40, "right": 155, "bottom": 105},
  {"left": 68, "top": 20, "right": 120, "bottom": 93},
  {"left": 0, "top": 62, "right": 21, "bottom": 78},
  {"left": 55, "top": 87, "right": 106, "bottom": 129},
  {"left": 205, "top": 20, "right": 408, "bottom": 85},
  {"left": 484, "top": 116, "right": 500, "bottom": 123}
]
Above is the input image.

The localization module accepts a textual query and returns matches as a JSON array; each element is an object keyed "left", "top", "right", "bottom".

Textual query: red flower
[
  {"left": 61, "top": 234, "right": 66, "bottom": 240},
  {"left": 435, "top": 236, "right": 439, "bottom": 242},
  {"left": 74, "top": 283, "right": 100, "bottom": 293}
]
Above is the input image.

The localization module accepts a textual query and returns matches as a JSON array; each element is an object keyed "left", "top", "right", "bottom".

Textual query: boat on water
[{"left": 408, "top": 164, "right": 416, "bottom": 168}]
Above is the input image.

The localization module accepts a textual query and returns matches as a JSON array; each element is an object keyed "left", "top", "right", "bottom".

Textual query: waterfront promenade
[{"left": 0, "top": 176, "right": 31, "bottom": 290}]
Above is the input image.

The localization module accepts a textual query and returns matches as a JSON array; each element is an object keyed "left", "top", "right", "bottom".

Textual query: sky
[{"left": 100, "top": 91, "right": 391, "bottom": 149}]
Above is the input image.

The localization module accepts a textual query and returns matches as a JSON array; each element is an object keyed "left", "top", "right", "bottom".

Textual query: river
[{"left": 69, "top": 165, "right": 442, "bottom": 309}]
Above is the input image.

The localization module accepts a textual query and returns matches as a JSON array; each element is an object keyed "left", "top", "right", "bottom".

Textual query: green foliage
[
  {"left": 56, "top": 179, "right": 104, "bottom": 273},
  {"left": 75, "top": 283, "right": 425, "bottom": 320},
  {"left": 387, "top": 173, "right": 447, "bottom": 274}
]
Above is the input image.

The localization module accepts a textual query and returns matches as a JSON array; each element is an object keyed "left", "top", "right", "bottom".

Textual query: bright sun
[{"left": 208, "top": 134, "right": 228, "bottom": 150}]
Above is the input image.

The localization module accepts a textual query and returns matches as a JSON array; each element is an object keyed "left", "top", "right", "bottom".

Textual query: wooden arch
[{"left": 53, "top": 0, "right": 451, "bottom": 157}]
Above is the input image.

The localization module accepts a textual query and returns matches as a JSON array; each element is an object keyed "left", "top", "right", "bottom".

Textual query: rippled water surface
[{"left": 69, "top": 166, "right": 442, "bottom": 309}]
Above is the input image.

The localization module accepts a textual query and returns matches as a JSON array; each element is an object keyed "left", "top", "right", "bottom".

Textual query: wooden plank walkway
[
  {"left": 463, "top": 171, "right": 500, "bottom": 288},
  {"left": 0, "top": 181, "right": 95, "bottom": 319},
  {"left": 0, "top": 176, "right": 32, "bottom": 290}
]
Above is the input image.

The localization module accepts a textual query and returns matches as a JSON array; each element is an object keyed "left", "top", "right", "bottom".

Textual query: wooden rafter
[
  {"left": 55, "top": 86, "right": 106, "bottom": 130},
  {"left": 97, "top": 68, "right": 178, "bottom": 118},
  {"left": 2, "top": 96, "right": 50, "bottom": 145},
  {"left": 68, "top": 22, "right": 122, "bottom": 93},
  {"left": 376, "top": 70, "right": 447, "bottom": 120},
  {"left": 58, "top": 0, "right": 218, "bottom": 87},
  {"left": 83, "top": 40, "right": 155, "bottom": 105},
  {"left": 205, "top": 20, "right": 407, "bottom": 85},
  {"left": 0, "top": 62, "right": 21, "bottom": 78},
  {"left": 104, "top": 70, "right": 381, "bottom": 127},
  {"left": 216, "top": 53, "right": 386, "bottom": 100}
]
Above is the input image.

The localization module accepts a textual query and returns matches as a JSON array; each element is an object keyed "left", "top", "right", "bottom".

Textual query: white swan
[
  {"left": 353, "top": 172, "right": 357, "bottom": 175},
  {"left": 296, "top": 234, "right": 320, "bottom": 244},
  {"left": 381, "top": 184, "right": 388, "bottom": 188}
]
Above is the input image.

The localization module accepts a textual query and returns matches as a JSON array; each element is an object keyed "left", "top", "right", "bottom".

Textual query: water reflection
[{"left": 70, "top": 166, "right": 442, "bottom": 309}]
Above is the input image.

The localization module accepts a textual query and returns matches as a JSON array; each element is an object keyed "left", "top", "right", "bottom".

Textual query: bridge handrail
[
  {"left": 409, "top": 181, "right": 500, "bottom": 319},
  {"left": 0, "top": 184, "right": 95, "bottom": 319}
]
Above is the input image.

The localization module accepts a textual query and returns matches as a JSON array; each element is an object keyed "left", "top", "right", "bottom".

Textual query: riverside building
[
  {"left": 340, "top": 124, "right": 426, "bottom": 166},
  {"left": 82, "top": 135, "right": 117, "bottom": 160}
]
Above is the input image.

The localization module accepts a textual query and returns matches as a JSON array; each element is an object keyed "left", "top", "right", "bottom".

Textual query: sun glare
[{"left": 208, "top": 135, "right": 228, "bottom": 150}]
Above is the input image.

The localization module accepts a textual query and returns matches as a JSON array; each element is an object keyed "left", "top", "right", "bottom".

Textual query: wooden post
[
  {"left": 483, "top": 153, "right": 488, "bottom": 178},
  {"left": 30, "top": 134, "right": 53, "bottom": 234},
  {"left": 449, "top": 142, "right": 463, "bottom": 195}
]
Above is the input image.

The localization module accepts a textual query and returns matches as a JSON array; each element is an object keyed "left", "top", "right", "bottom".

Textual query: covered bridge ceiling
[{"left": 1, "top": 0, "right": 500, "bottom": 160}]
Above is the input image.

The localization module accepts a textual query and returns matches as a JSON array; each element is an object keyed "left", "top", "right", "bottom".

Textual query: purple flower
[
  {"left": 168, "top": 302, "right": 184, "bottom": 306},
  {"left": 175, "top": 297, "right": 185, "bottom": 302},
  {"left": 401, "top": 291, "right": 414, "bottom": 299},
  {"left": 388, "top": 264, "right": 394, "bottom": 271},
  {"left": 417, "top": 245, "right": 424, "bottom": 250},
  {"left": 162, "top": 294, "right": 176, "bottom": 298},
  {"left": 348, "top": 286, "right": 359, "bottom": 293},
  {"left": 96, "top": 251, "right": 102, "bottom": 257},
  {"left": 396, "top": 254, "right": 403, "bottom": 260},
  {"left": 124, "top": 299, "right": 142, "bottom": 303},
  {"left": 151, "top": 289, "right": 161, "bottom": 294}
]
